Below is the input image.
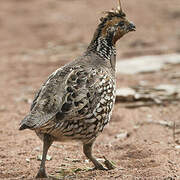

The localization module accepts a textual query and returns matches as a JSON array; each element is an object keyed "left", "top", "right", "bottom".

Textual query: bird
[{"left": 19, "top": 0, "right": 136, "bottom": 178}]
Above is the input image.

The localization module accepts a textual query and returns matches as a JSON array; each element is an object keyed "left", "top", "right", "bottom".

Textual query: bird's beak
[{"left": 128, "top": 22, "right": 136, "bottom": 31}]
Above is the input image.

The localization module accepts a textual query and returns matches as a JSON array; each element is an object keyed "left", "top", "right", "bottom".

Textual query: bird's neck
[{"left": 87, "top": 30, "right": 116, "bottom": 60}]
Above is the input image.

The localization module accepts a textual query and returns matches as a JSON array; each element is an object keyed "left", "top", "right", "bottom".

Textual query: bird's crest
[
  {"left": 117, "top": 0, "right": 123, "bottom": 14},
  {"left": 102, "top": 0, "right": 126, "bottom": 19}
]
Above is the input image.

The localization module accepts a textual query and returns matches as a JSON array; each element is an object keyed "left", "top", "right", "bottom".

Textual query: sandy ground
[{"left": 0, "top": 0, "right": 180, "bottom": 179}]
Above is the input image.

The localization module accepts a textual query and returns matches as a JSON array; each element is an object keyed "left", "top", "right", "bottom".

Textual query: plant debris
[
  {"left": 138, "top": 119, "right": 173, "bottom": 128},
  {"left": 116, "top": 84, "right": 180, "bottom": 108}
]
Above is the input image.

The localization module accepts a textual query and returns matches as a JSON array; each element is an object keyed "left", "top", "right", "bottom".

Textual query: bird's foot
[
  {"left": 35, "top": 168, "right": 48, "bottom": 179},
  {"left": 103, "top": 156, "right": 116, "bottom": 170},
  {"left": 93, "top": 162, "right": 108, "bottom": 170}
]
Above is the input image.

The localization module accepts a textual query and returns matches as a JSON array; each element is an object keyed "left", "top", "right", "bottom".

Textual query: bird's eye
[{"left": 118, "top": 21, "right": 125, "bottom": 27}]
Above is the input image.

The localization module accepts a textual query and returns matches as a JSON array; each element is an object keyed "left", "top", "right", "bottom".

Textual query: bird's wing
[
  {"left": 20, "top": 65, "right": 73, "bottom": 129},
  {"left": 20, "top": 62, "right": 113, "bottom": 130}
]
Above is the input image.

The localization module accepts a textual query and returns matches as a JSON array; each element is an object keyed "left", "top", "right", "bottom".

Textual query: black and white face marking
[
  {"left": 87, "top": 11, "right": 135, "bottom": 60},
  {"left": 114, "top": 20, "right": 136, "bottom": 34}
]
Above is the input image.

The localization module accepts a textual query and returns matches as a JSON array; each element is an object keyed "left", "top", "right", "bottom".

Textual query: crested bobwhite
[{"left": 19, "top": 1, "right": 136, "bottom": 178}]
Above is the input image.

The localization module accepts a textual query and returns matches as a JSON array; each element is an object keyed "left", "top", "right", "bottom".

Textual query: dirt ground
[{"left": 0, "top": 0, "right": 180, "bottom": 179}]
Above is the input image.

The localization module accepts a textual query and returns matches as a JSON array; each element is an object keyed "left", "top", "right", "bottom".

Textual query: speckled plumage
[
  {"left": 22, "top": 54, "right": 116, "bottom": 143},
  {"left": 19, "top": 4, "right": 135, "bottom": 178}
]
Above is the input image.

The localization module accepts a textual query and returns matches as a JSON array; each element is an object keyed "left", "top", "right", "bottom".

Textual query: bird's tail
[
  {"left": 19, "top": 123, "right": 31, "bottom": 130},
  {"left": 19, "top": 114, "right": 37, "bottom": 131}
]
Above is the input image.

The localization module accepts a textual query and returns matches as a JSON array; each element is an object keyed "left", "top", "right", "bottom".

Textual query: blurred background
[
  {"left": 1, "top": 0, "right": 180, "bottom": 57},
  {"left": 1, "top": 0, "right": 180, "bottom": 179}
]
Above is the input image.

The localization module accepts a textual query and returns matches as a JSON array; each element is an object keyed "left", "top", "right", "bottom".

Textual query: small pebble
[
  {"left": 34, "top": 147, "right": 40, "bottom": 152},
  {"left": 26, "top": 158, "right": 30, "bottom": 163},
  {"left": 115, "top": 131, "right": 129, "bottom": 139},
  {"left": 85, "top": 159, "right": 89, "bottom": 163},
  {"left": 37, "top": 155, "right": 52, "bottom": 161},
  {"left": 175, "top": 145, "right": 180, "bottom": 149}
]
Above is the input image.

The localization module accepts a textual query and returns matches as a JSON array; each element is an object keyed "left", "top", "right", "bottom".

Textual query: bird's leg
[
  {"left": 83, "top": 141, "right": 107, "bottom": 170},
  {"left": 36, "top": 134, "right": 53, "bottom": 178}
]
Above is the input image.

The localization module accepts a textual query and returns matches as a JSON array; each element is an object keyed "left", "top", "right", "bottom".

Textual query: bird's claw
[{"left": 103, "top": 156, "right": 116, "bottom": 170}]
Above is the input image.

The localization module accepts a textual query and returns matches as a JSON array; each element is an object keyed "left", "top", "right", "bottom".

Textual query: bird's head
[{"left": 96, "top": 0, "right": 136, "bottom": 45}]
